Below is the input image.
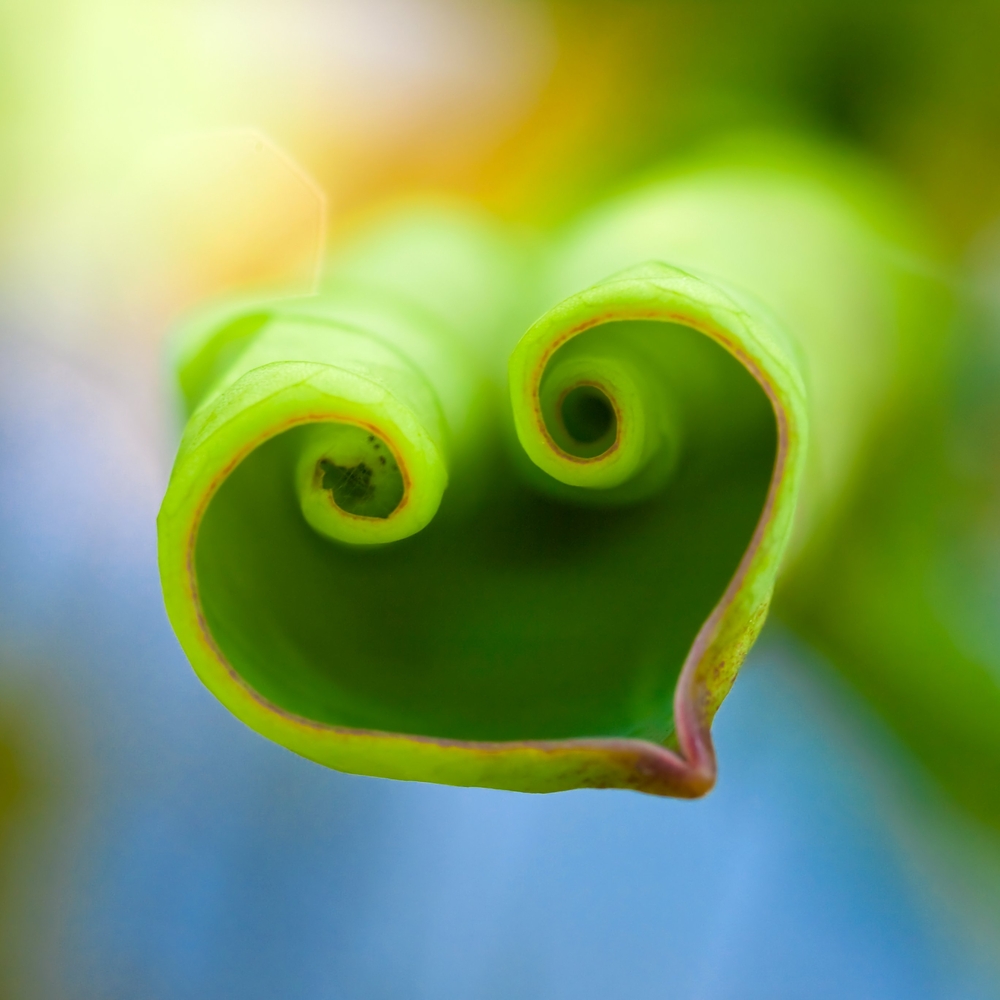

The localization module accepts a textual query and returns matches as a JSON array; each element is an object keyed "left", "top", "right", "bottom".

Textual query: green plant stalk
[
  {"left": 781, "top": 283, "right": 1000, "bottom": 826},
  {"left": 158, "top": 140, "right": 938, "bottom": 797}
]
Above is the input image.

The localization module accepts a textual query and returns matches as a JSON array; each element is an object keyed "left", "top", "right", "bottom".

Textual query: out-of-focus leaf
[{"left": 783, "top": 231, "right": 1000, "bottom": 826}]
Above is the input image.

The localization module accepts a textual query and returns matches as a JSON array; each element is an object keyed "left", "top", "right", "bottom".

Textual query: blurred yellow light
[{"left": 132, "top": 128, "right": 327, "bottom": 304}]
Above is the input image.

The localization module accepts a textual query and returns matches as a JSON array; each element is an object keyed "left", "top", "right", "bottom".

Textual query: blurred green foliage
[{"left": 484, "top": 1, "right": 1000, "bottom": 250}]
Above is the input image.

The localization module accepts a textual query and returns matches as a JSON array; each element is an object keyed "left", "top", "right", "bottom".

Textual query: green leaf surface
[{"left": 158, "top": 140, "right": 938, "bottom": 796}]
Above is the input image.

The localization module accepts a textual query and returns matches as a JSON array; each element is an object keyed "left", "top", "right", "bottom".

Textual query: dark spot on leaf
[{"left": 320, "top": 459, "right": 376, "bottom": 509}]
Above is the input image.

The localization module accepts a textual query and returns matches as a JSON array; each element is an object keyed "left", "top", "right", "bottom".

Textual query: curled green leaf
[{"left": 158, "top": 139, "right": 936, "bottom": 796}]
